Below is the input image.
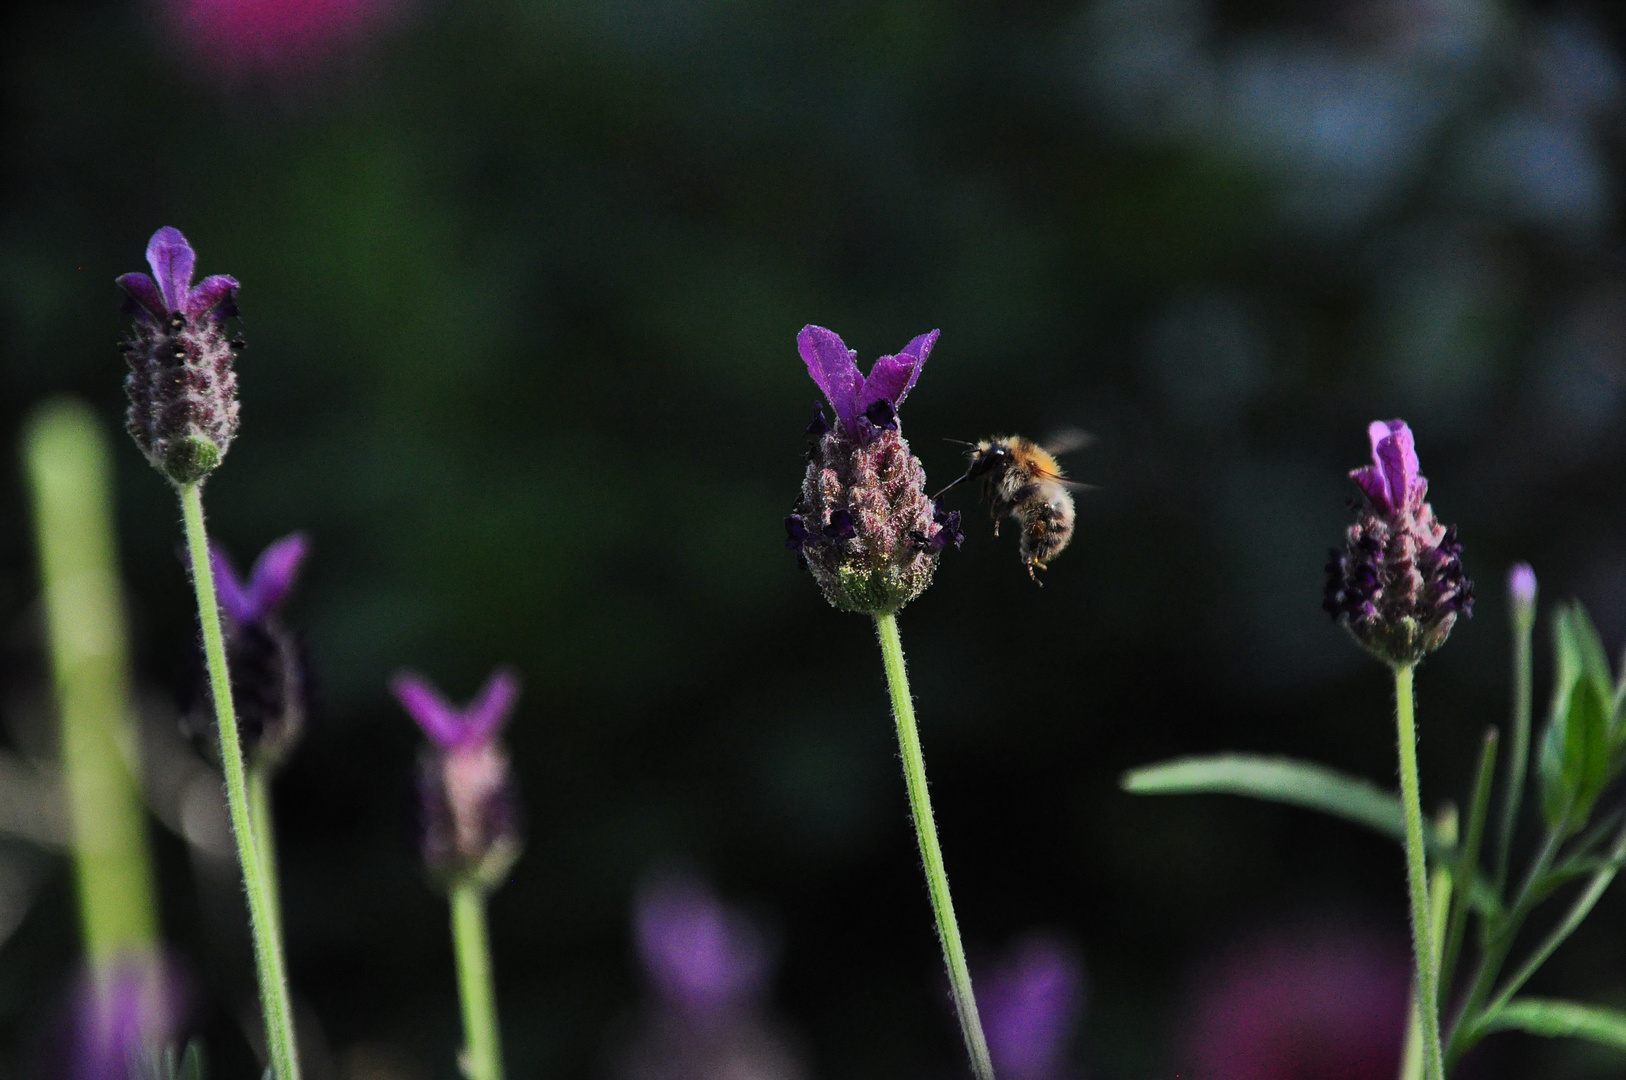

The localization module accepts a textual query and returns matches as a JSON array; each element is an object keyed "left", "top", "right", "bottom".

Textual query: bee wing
[{"left": 1042, "top": 427, "right": 1094, "bottom": 456}]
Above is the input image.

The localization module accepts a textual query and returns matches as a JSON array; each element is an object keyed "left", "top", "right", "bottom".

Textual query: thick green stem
[
  {"left": 1494, "top": 601, "right": 1535, "bottom": 893},
  {"left": 179, "top": 482, "right": 301, "bottom": 1080},
  {"left": 1400, "top": 812, "right": 1454, "bottom": 1080},
  {"left": 874, "top": 612, "right": 994, "bottom": 1080},
  {"left": 450, "top": 882, "right": 504, "bottom": 1080},
  {"left": 1394, "top": 664, "right": 1444, "bottom": 1080},
  {"left": 24, "top": 400, "right": 158, "bottom": 969},
  {"left": 248, "top": 765, "right": 284, "bottom": 955}
]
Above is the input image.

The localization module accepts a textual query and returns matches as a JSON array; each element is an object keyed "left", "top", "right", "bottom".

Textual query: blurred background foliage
[{"left": 3, "top": 0, "right": 1626, "bottom": 1076}]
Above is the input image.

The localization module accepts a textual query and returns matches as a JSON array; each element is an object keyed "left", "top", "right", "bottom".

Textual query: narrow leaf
[
  {"left": 1481, "top": 998, "right": 1626, "bottom": 1051},
  {"left": 1122, "top": 754, "right": 1451, "bottom": 851}
]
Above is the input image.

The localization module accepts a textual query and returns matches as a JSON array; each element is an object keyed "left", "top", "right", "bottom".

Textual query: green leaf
[
  {"left": 1540, "top": 604, "right": 1620, "bottom": 832},
  {"left": 1122, "top": 754, "right": 1452, "bottom": 852},
  {"left": 1481, "top": 998, "right": 1626, "bottom": 1052}
]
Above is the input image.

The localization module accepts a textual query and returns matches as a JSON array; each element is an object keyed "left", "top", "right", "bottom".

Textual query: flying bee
[{"left": 935, "top": 430, "right": 1092, "bottom": 583}]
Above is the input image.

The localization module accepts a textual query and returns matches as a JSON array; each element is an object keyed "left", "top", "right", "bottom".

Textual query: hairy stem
[
  {"left": 248, "top": 765, "right": 284, "bottom": 955},
  {"left": 874, "top": 612, "right": 994, "bottom": 1080},
  {"left": 1394, "top": 664, "right": 1444, "bottom": 1080},
  {"left": 450, "top": 881, "right": 504, "bottom": 1080},
  {"left": 179, "top": 482, "right": 301, "bottom": 1080}
]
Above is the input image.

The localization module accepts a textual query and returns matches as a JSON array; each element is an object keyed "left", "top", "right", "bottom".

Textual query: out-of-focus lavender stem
[{"left": 24, "top": 397, "right": 158, "bottom": 969}]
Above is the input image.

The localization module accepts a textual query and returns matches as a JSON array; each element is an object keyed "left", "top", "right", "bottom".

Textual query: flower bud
[
  {"left": 1323, "top": 420, "right": 1473, "bottom": 666},
  {"left": 786, "top": 326, "right": 957, "bottom": 614},
  {"left": 1509, "top": 563, "right": 1537, "bottom": 633},
  {"left": 391, "top": 669, "right": 523, "bottom": 891},
  {"left": 118, "top": 228, "right": 241, "bottom": 486}
]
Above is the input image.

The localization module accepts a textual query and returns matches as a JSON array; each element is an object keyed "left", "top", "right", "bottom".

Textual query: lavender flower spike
[
  {"left": 392, "top": 669, "right": 523, "bottom": 889},
  {"left": 198, "top": 533, "right": 312, "bottom": 769},
  {"left": 787, "top": 326, "right": 955, "bottom": 613},
  {"left": 1324, "top": 420, "right": 1474, "bottom": 666},
  {"left": 119, "top": 227, "right": 242, "bottom": 485}
]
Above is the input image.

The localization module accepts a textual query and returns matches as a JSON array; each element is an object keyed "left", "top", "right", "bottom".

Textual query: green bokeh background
[{"left": 4, "top": 0, "right": 1626, "bottom": 1076}]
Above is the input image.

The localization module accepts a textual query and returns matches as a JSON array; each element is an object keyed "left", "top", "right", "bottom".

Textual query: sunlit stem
[
  {"left": 25, "top": 399, "right": 159, "bottom": 973},
  {"left": 1394, "top": 664, "right": 1444, "bottom": 1080},
  {"left": 449, "top": 881, "right": 504, "bottom": 1080},
  {"left": 179, "top": 481, "right": 301, "bottom": 1080},
  {"left": 874, "top": 611, "right": 995, "bottom": 1080}
]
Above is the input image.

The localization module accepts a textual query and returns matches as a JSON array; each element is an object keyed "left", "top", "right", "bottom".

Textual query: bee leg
[
  {"left": 1026, "top": 559, "right": 1045, "bottom": 586},
  {"left": 992, "top": 519, "right": 1001, "bottom": 538}
]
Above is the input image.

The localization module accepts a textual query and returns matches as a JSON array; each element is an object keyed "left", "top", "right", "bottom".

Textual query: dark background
[{"left": 3, "top": 0, "right": 1626, "bottom": 1076}]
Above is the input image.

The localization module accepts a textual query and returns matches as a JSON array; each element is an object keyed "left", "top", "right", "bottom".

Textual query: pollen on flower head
[
  {"left": 1323, "top": 420, "right": 1473, "bottom": 666},
  {"left": 118, "top": 227, "right": 241, "bottom": 486},
  {"left": 786, "top": 325, "right": 956, "bottom": 614}
]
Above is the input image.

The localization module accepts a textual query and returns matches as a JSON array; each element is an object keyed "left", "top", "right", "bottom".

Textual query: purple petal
[
  {"left": 1370, "top": 419, "right": 1421, "bottom": 514},
  {"left": 185, "top": 274, "right": 240, "bottom": 320},
  {"left": 797, "top": 325, "right": 864, "bottom": 427},
  {"left": 116, "top": 272, "right": 167, "bottom": 322},
  {"left": 246, "top": 532, "right": 309, "bottom": 618},
  {"left": 461, "top": 667, "right": 520, "bottom": 747},
  {"left": 1350, "top": 465, "right": 1391, "bottom": 513},
  {"left": 391, "top": 672, "right": 467, "bottom": 749},
  {"left": 859, "top": 329, "right": 938, "bottom": 415},
  {"left": 208, "top": 544, "right": 258, "bottom": 624},
  {"left": 145, "top": 227, "right": 196, "bottom": 313}
]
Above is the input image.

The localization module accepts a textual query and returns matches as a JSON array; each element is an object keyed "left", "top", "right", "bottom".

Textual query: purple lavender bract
[
  {"left": 1323, "top": 420, "right": 1473, "bottom": 666},
  {"left": 980, "top": 936, "right": 1086, "bottom": 1080},
  {"left": 391, "top": 669, "right": 522, "bottom": 890},
  {"left": 786, "top": 325, "right": 955, "bottom": 614},
  {"left": 118, "top": 227, "right": 242, "bottom": 485}
]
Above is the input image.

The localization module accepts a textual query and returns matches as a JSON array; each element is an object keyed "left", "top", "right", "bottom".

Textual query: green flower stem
[
  {"left": 449, "top": 881, "right": 504, "bottom": 1080},
  {"left": 1494, "top": 597, "right": 1535, "bottom": 893},
  {"left": 248, "top": 765, "right": 285, "bottom": 954},
  {"left": 1445, "top": 822, "right": 1564, "bottom": 1066},
  {"left": 1394, "top": 664, "right": 1444, "bottom": 1080},
  {"left": 874, "top": 612, "right": 994, "bottom": 1080},
  {"left": 1480, "top": 820, "right": 1626, "bottom": 1023},
  {"left": 24, "top": 400, "right": 158, "bottom": 968},
  {"left": 179, "top": 481, "right": 301, "bottom": 1080},
  {"left": 1401, "top": 811, "right": 1455, "bottom": 1080}
]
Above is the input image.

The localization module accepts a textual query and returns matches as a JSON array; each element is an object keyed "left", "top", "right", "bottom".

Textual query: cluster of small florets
[
  {"left": 784, "top": 327, "right": 961, "bottom": 614},
  {"left": 1323, "top": 420, "right": 1473, "bottom": 666},
  {"left": 119, "top": 227, "right": 243, "bottom": 485}
]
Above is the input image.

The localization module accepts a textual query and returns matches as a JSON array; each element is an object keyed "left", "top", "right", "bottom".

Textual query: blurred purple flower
[
  {"left": 67, "top": 956, "right": 185, "bottom": 1080},
  {"left": 1323, "top": 419, "right": 1473, "bottom": 665},
  {"left": 980, "top": 935, "right": 1087, "bottom": 1080},
  {"left": 163, "top": 0, "right": 395, "bottom": 80},
  {"left": 618, "top": 876, "right": 805, "bottom": 1080},
  {"left": 391, "top": 669, "right": 522, "bottom": 889},
  {"left": 192, "top": 533, "right": 312, "bottom": 769},
  {"left": 1184, "top": 923, "right": 1409, "bottom": 1080},
  {"left": 634, "top": 875, "right": 771, "bottom": 1021},
  {"left": 211, "top": 532, "right": 307, "bottom": 626}
]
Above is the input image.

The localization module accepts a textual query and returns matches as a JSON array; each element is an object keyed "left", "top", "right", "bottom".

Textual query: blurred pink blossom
[
  {"left": 1184, "top": 922, "right": 1409, "bottom": 1080},
  {"left": 162, "top": 0, "right": 395, "bottom": 79}
]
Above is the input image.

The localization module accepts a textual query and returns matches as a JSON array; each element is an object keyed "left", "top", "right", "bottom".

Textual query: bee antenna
[
  {"left": 942, "top": 437, "right": 976, "bottom": 447},
  {"left": 932, "top": 470, "right": 974, "bottom": 501}
]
